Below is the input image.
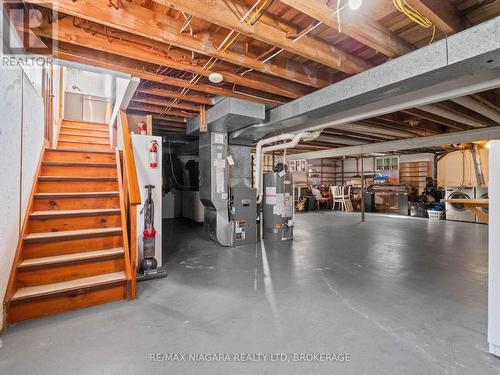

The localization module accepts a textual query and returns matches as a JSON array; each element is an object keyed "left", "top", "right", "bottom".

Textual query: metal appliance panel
[
  {"left": 475, "top": 186, "right": 489, "bottom": 223},
  {"left": 231, "top": 186, "right": 257, "bottom": 245},
  {"left": 263, "top": 172, "right": 294, "bottom": 241},
  {"left": 445, "top": 187, "right": 476, "bottom": 223},
  {"left": 199, "top": 132, "right": 233, "bottom": 246}
]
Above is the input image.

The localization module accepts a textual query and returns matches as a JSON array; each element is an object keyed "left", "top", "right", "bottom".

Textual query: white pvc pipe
[
  {"left": 256, "top": 132, "right": 321, "bottom": 204},
  {"left": 255, "top": 133, "right": 296, "bottom": 203}
]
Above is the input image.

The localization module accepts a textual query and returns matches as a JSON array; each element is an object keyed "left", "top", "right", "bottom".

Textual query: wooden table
[{"left": 445, "top": 199, "right": 489, "bottom": 224}]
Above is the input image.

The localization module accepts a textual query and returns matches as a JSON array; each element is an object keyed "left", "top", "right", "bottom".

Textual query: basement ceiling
[{"left": 13, "top": 0, "right": 500, "bottom": 152}]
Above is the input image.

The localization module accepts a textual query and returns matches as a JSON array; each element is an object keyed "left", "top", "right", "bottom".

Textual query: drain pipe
[{"left": 471, "top": 143, "right": 486, "bottom": 186}]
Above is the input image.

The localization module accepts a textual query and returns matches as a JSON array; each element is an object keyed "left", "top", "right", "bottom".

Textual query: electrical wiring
[
  {"left": 247, "top": 0, "right": 275, "bottom": 25},
  {"left": 392, "top": 0, "right": 436, "bottom": 44},
  {"left": 168, "top": 139, "right": 186, "bottom": 188},
  {"left": 160, "top": 0, "right": 273, "bottom": 115},
  {"left": 393, "top": 0, "right": 432, "bottom": 28}
]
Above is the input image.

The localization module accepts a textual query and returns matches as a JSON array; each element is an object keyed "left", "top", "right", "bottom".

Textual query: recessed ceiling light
[
  {"left": 209, "top": 72, "right": 224, "bottom": 84},
  {"left": 348, "top": 0, "right": 363, "bottom": 10}
]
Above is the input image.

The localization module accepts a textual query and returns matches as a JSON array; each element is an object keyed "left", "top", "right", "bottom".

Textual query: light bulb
[{"left": 348, "top": 0, "right": 363, "bottom": 10}]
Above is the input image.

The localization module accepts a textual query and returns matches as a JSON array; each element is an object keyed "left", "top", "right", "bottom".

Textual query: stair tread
[
  {"left": 19, "top": 248, "right": 124, "bottom": 268},
  {"left": 35, "top": 191, "right": 119, "bottom": 198},
  {"left": 62, "top": 120, "right": 108, "bottom": 126},
  {"left": 49, "top": 148, "right": 115, "bottom": 154},
  {"left": 25, "top": 227, "right": 122, "bottom": 241},
  {"left": 39, "top": 176, "right": 117, "bottom": 181},
  {"left": 30, "top": 208, "right": 121, "bottom": 218},
  {"left": 58, "top": 139, "right": 110, "bottom": 145},
  {"left": 42, "top": 162, "right": 115, "bottom": 167},
  {"left": 11, "top": 271, "right": 126, "bottom": 301},
  {"left": 61, "top": 125, "right": 108, "bottom": 133},
  {"left": 59, "top": 132, "right": 108, "bottom": 138}
]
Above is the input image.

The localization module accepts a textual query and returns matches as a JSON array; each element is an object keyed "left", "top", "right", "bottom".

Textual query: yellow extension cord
[{"left": 393, "top": 0, "right": 436, "bottom": 44}]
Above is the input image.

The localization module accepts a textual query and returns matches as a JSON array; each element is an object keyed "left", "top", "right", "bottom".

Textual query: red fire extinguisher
[
  {"left": 149, "top": 140, "right": 159, "bottom": 168},
  {"left": 138, "top": 122, "right": 147, "bottom": 135}
]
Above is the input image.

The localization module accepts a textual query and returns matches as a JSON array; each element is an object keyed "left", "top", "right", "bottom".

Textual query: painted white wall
[
  {"left": 52, "top": 64, "right": 61, "bottom": 145},
  {"left": 0, "top": 68, "right": 23, "bottom": 332},
  {"left": 64, "top": 68, "right": 113, "bottom": 98},
  {"left": 488, "top": 141, "right": 500, "bottom": 356},
  {"left": 109, "top": 77, "right": 129, "bottom": 146},
  {"left": 21, "top": 75, "right": 45, "bottom": 215},
  {"left": 0, "top": 69, "right": 44, "bottom": 332},
  {"left": 108, "top": 76, "right": 139, "bottom": 147},
  {"left": 0, "top": 7, "right": 53, "bottom": 331},
  {"left": 132, "top": 135, "right": 163, "bottom": 269}
]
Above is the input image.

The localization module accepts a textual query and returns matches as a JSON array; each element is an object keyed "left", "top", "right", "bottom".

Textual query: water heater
[{"left": 263, "top": 170, "right": 294, "bottom": 241}]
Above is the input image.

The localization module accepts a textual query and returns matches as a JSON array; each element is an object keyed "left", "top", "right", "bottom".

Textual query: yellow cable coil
[{"left": 393, "top": 0, "right": 436, "bottom": 44}]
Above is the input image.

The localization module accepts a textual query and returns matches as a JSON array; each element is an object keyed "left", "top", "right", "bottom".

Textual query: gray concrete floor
[{"left": 0, "top": 212, "right": 498, "bottom": 374}]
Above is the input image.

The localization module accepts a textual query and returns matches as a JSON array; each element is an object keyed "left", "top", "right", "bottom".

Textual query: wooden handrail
[
  {"left": 118, "top": 110, "right": 141, "bottom": 299},
  {"left": 120, "top": 110, "right": 141, "bottom": 205},
  {"left": 115, "top": 149, "right": 133, "bottom": 293}
]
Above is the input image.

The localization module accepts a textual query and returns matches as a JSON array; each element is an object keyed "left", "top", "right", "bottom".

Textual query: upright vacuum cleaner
[{"left": 138, "top": 184, "right": 167, "bottom": 281}]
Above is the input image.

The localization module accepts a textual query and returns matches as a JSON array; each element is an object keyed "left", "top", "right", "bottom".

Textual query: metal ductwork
[
  {"left": 198, "top": 98, "right": 260, "bottom": 247},
  {"left": 199, "top": 132, "right": 233, "bottom": 246},
  {"left": 227, "top": 17, "right": 500, "bottom": 144},
  {"left": 187, "top": 97, "right": 265, "bottom": 134}
]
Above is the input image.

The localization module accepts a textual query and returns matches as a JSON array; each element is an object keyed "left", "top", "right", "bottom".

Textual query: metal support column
[{"left": 360, "top": 156, "right": 365, "bottom": 222}]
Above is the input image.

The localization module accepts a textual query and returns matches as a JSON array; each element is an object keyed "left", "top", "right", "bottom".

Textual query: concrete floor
[{"left": 0, "top": 212, "right": 498, "bottom": 374}]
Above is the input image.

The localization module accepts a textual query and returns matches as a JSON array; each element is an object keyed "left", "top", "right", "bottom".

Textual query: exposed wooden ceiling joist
[
  {"left": 128, "top": 110, "right": 187, "bottom": 123},
  {"left": 279, "top": 0, "right": 414, "bottom": 57},
  {"left": 402, "top": 108, "right": 467, "bottom": 130},
  {"left": 129, "top": 103, "right": 196, "bottom": 118},
  {"left": 404, "top": 0, "right": 462, "bottom": 34},
  {"left": 133, "top": 96, "right": 201, "bottom": 112},
  {"left": 26, "top": 0, "right": 333, "bottom": 88},
  {"left": 136, "top": 87, "right": 213, "bottom": 106},
  {"left": 49, "top": 41, "right": 285, "bottom": 106},
  {"left": 154, "top": 0, "right": 373, "bottom": 74},
  {"left": 154, "top": 121, "right": 187, "bottom": 129},
  {"left": 35, "top": 17, "right": 308, "bottom": 99}
]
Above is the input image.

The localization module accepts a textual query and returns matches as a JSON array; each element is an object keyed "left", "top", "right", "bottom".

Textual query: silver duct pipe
[{"left": 471, "top": 144, "right": 486, "bottom": 186}]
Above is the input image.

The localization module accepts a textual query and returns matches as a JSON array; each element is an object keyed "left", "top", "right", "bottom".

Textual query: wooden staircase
[{"left": 5, "top": 119, "right": 136, "bottom": 323}]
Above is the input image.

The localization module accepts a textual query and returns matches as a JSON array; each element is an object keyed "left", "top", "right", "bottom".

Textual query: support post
[
  {"left": 341, "top": 159, "right": 345, "bottom": 185},
  {"left": 360, "top": 156, "right": 365, "bottom": 222},
  {"left": 146, "top": 115, "right": 153, "bottom": 135}
]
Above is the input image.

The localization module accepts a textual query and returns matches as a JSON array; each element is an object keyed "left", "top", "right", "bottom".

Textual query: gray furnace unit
[
  {"left": 199, "top": 132, "right": 257, "bottom": 246},
  {"left": 197, "top": 98, "right": 265, "bottom": 247},
  {"left": 263, "top": 171, "right": 294, "bottom": 241}
]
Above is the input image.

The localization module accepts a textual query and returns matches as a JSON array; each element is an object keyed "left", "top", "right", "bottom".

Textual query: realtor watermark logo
[
  {"left": 149, "top": 352, "right": 352, "bottom": 363},
  {"left": 2, "top": 1, "right": 54, "bottom": 67}
]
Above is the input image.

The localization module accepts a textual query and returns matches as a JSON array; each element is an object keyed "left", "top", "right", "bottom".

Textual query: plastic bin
[{"left": 427, "top": 210, "right": 445, "bottom": 220}]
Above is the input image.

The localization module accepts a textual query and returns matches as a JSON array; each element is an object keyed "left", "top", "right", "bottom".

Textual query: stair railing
[{"left": 117, "top": 110, "right": 141, "bottom": 299}]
